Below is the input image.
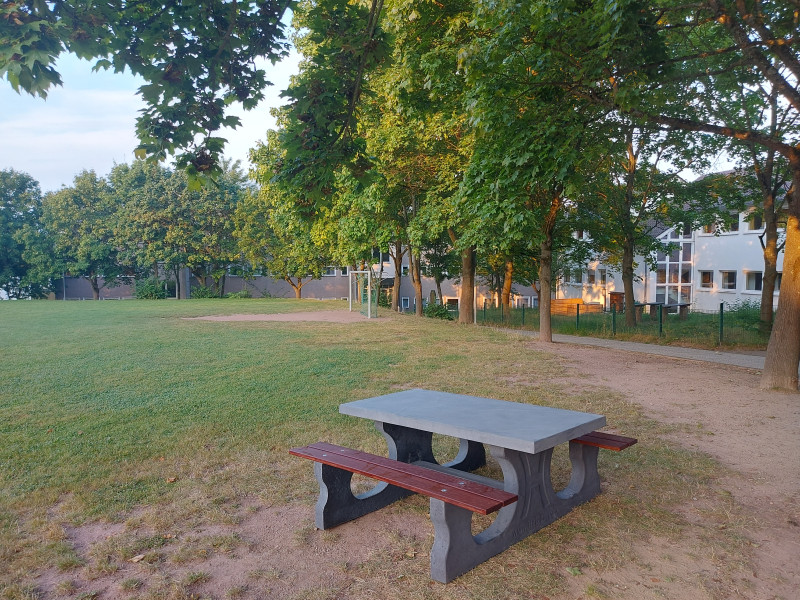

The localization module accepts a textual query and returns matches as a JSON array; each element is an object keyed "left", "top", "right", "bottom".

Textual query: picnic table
[{"left": 291, "top": 389, "right": 635, "bottom": 582}]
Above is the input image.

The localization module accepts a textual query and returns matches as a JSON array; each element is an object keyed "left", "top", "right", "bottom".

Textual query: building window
[
  {"left": 340, "top": 266, "right": 348, "bottom": 276},
  {"left": 745, "top": 272, "right": 763, "bottom": 291},
  {"left": 322, "top": 266, "right": 336, "bottom": 277},
  {"left": 702, "top": 223, "right": 716, "bottom": 234},
  {"left": 721, "top": 271, "right": 737, "bottom": 290},
  {"left": 727, "top": 217, "right": 740, "bottom": 232},
  {"left": 598, "top": 269, "right": 607, "bottom": 285},
  {"left": 656, "top": 237, "right": 692, "bottom": 305},
  {"left": 587, "top": 270, "right": 596, "bottom": 285},
  {"left": 776, "top": 273, "right": 782, "bottom": 291},
  {"left": 700, "top": 271, "right": 713, "bottom": 288},
  {"left": 747, "top": 213, "right": 764, "bottom": 231},
  {"left": 401, "top": 297, "right": 410, "bottom": 309},
  {"left": 572, "top": 269, "right": 582, "bottom": 284}
]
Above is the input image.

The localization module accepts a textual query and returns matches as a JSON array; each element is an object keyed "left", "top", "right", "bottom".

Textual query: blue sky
[{"left": 0, "top": 51, "right": 300, "bottom": 192}]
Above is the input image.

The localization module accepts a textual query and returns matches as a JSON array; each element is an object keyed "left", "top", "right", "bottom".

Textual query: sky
[{"left": 0, "top": 51, "right": 301, "bottom": 193}]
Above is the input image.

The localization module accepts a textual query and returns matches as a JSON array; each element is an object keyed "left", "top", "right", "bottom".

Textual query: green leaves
[{"left": 1, "top": 1, "right": 293, "bottom": 172}]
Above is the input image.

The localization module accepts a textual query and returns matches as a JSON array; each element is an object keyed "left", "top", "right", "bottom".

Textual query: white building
[{"left": 556, "top": 208, "right": 782, "bottom": 313}]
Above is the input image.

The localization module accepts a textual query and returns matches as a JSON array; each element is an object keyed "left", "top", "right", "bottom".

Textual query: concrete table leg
[{"left": 429, "top": 441, "right": 602, "bottom": 583}]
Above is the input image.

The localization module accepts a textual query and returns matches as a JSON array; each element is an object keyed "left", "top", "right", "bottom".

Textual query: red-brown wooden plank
[
  {"left": 290, "top": 442, "right": 517, "bottom": 514},
  {"left": 307, "top": 443, "right": 516, "bottom": 506},
  {"left": 572, "top": 431, "right": 637, "bottom": 451}
]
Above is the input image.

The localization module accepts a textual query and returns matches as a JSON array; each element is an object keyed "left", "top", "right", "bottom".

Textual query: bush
[
  {"left": 726, "top": 298, "right": 761, "bottom": 327},
  {"left": 424, "top": 302, "right": 454, "bottom": 320},
  {"left": 190, "top": 285, "right": 221, "bottom": 299},
  {"left": 133, "top": 278, "right": 167, "bottom": 300},
  {"left": 225, "top": 289, "right": 252, "bottom": 299}
]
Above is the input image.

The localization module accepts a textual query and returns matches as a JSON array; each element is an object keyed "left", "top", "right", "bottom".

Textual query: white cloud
[{"left": 0, "top": 51, "right": 300, "bottom": 191}]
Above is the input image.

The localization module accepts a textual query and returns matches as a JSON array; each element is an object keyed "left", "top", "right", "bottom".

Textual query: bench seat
[
  {"left": 573, "top": 430, "right": 637, "bottom": 451},
  {"left": 290, "top": 442, "right": 518, "bottom": 515}
]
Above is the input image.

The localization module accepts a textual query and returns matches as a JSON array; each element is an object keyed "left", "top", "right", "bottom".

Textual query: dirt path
[{"left": 539, "top": 341, "right": 800, "bottom": 600}]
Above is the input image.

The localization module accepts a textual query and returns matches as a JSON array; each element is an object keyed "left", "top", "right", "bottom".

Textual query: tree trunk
[
  {"left": 501, "top": 259, "right": 513, "bottom": 322},
  {"left": 173, "top": 266, "right": 182, "bottom": 299},
  {"left": 760, "top": 171, "right": 800, "bottom": 390},
  {"left": 622, "top": 239, "right": 636, "bottom": 327},
  {"left": 391, "top": 241, "right": 404, "bottom": 312},
  {"left": 409, "top": 247, "right": 423, "bottom": 316},
  {"left": 538, "top": 191, "right": 562, "bottom": 342},
  {"left": 759, "top": 187, "right": 780, "bottom": 330},
  {"left": 286, "top": 276, "right": 302, "bottom": 299},
  {"left": 458, "top": 246, "right": 476, "bottom": 324},
  {"left": 539, "top": 237, "right": 553, "bottom": 342},
  {"left": 436, "top": 278, "right": 443, "bottom": 306},
  {"left": 88, "top": 275, "right": 100, "bottom": 300}
]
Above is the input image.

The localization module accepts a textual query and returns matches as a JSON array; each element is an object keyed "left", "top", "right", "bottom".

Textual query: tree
[
  {"left": 421, "top": 233, "right": 461, "bottom": 306},
  {"left": 42, "top": 170, "right": 126, "bottom": 299},
  {"left": 1, "top": 0, "right": 293, "bottom": 176},
  {"left": 184, "top": 161, "right": 250, "bottom": 294},
  {"left": 497, "top": 0, "right": 800, "bottom": 388},
  {"left": 111, "top": 161, "right": 193, "bottom": 298},
  {"left": 234, "top": 181, "right": 329, "bottom": 298},
  {"left": 577, "top": 123, "right": 710, "bottom": 327},
  {"left": 0, "top": 168, "right": 54, "bottom": 298}
]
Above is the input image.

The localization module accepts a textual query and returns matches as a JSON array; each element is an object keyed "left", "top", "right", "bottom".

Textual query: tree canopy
[{"left": 1, "top": 0, "right": 292, "bottom": 175}]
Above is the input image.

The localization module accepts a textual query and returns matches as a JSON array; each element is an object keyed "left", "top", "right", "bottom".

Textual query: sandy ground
[
  {"left": 35, "top": 312, "right": 799, "bottom": 600},
  {"left": 540, "top": 342, "right": 800, "bottom": 600},
  {"left": 183, "top": 310, "right": 372, "bottom": 323}
]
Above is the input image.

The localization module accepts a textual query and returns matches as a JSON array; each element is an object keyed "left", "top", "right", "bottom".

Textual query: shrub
[
  {"left": 424, "top": 302, "right": 454, "bottom": 320},
  {"left": 726, "top": 298, "right": 761, "bottom": 327},
  {"left": 225, "top": 289, "right": 252, "bottom": 299},
  {"left": 133, "top": 278, "right": 167, "bottom": 300},
  {"left": 190, "top": 285, "right": 222, "bottom": 299}
]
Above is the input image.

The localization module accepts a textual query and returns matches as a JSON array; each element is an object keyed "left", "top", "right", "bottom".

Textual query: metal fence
[{"left": 478, "top": 301, "right": 768, "bottom": 349}]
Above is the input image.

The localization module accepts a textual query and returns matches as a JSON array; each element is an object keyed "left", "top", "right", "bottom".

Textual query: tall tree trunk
[
  {"left": 539, "top": 237, "right": 553, "bottom": 342},
  {"left": 458, "top": 246, "right": 476, "bottom": 324},
  {"left": 501, "top": 259, "right": 513, "bottom": 322},
  {"left": 409, "top": 247, "right": 423, "bottom": 316},
  {"left": 761, "top": 170, "right": 800, "bottom": 390},
  {"left": 436, "top": 278, "right": 443, "bottom": 306},
  {"left": 622, "top": 238, "right": 636, "bottom": 327},
  {"left": 759, "top": 185, "right": 780, "bottom": 330},
  {"left": 391, "top": 241, "right": 404, "bottom": 312},
  {"left": 173, "top": 266, "right": 182, "bottom": 299},
  {"left": 538, "top": 193, "right": 561, "bottom": 342}
]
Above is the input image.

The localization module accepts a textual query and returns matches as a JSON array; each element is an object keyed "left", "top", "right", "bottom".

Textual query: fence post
[
  {"left": 500, "top": 301, "right": 504, "bottom": 324},
  {"left": 521, "top": 303, "right": 525, "bottom": 327},
  {"left": 611, "top": 305, "right": 616, "bottom": 336},
  {"left": 719, "top": 302, "right": 724, "bottom": 346},
  {"left": 483, "top": 299, "right": 486, "bottom": 324},
  {"left": 576, "top": 303, "right": 580, "bottom": 328},
  {"left": 658, "top": 304, "right": 663, "bottom": 337}
]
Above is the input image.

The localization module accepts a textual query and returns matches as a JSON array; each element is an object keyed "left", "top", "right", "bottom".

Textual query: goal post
[{"left": 349, "top": 270, "right": 378, "bottom": 318}]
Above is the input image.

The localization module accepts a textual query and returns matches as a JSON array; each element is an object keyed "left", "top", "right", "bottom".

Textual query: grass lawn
[{"left": 0, "top": 299, "right": 732, "bottom": 600}]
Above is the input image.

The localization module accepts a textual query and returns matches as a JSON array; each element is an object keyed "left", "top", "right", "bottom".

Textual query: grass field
[{"left": 0, "top": 299, "right": 738, "bottom": 600}]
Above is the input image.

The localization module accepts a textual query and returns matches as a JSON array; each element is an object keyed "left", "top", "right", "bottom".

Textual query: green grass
[{"left": 0, "top": 298, "right": 747, "bottom": 600}]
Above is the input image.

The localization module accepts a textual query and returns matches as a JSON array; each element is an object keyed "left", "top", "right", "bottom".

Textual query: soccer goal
[{"left": 349, "top": 270, "right": 378, "bottom": 318}]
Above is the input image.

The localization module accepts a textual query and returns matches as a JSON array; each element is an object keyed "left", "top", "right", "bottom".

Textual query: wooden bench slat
[
  {"left": 290, "top": 442, "right": 517, "bottom": 515},
  {"left": 573, "top": 431, "right": 637, "bottom": 451}
]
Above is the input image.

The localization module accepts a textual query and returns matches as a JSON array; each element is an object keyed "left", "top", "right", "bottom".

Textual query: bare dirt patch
[
  {"left": 537, "top": 341, "right": 800, "bottom": 600},
  {"left": 183, "top": 310, "right": 372, "bottom": 324}
]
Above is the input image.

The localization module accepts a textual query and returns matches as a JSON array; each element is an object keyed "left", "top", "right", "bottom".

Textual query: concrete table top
[{"left": 340, "top": 388, "right": 605, "bottom": 454}]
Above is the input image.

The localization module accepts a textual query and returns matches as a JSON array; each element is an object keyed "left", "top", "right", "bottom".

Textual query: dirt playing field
[{"left": 35, "top": 311, "right": 799, "bottom": 600}]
